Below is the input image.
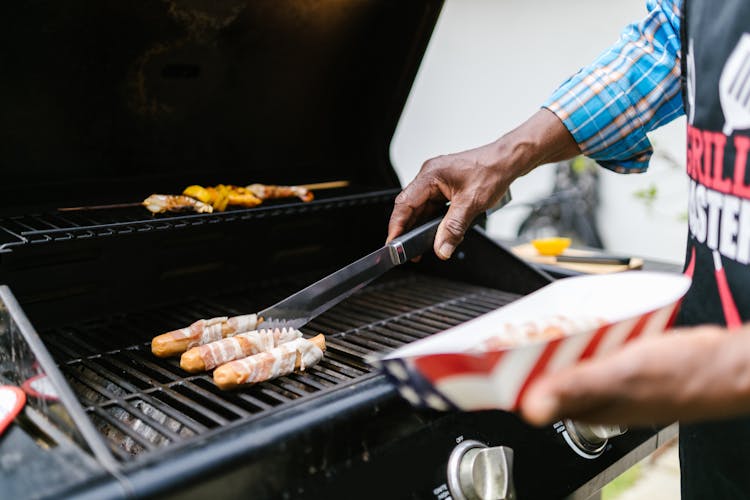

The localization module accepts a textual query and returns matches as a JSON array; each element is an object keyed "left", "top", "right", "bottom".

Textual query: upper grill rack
[
  {"left": 40, "top": 272, "right": 520, "bottom": 463},
  {"left": 0, "top": 189, "right": 399, "bottom": 252}
]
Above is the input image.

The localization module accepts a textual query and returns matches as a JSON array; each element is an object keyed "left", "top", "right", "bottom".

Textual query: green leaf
[{"left": 633, "top": 184, "right": 658, "bottom": 207}]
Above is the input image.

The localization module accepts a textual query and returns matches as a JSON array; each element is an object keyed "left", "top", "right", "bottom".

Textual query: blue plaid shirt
[{"left": 543, "top": 0, "right": 683, "bottom": 173}]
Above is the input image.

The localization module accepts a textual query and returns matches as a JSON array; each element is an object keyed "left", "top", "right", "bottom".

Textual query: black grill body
[{"left": 0, "top": 2, "right": 668, "bottom": 499}]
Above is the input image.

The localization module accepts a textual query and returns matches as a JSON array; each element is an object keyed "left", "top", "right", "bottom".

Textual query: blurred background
[{"left": 391, "top": 0, "right": 688, "bottom": 265}]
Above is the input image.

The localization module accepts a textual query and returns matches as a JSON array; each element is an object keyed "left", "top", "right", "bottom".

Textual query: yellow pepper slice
[{"left": 183, "top": 185, "right": 212, "bottom": 204}]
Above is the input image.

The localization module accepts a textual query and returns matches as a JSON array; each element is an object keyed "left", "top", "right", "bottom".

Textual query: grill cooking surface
[{"left": 40, "top": 272, "right": 520, "bottom": 462}]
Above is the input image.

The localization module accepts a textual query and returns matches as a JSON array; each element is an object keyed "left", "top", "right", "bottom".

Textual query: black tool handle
[
  {"left": 555, "top": 254, "right": 631, "bottom": 265},
  {"left": 388, "top": 191, "right": 512, "bottom": 264}
]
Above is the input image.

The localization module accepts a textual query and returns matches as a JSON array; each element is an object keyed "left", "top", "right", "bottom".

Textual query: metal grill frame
[
  {"left": 38, "top": 273, "right": 521, "bottom": 465},
  {"left": 0, "top": 189, "right": 400, "bottom": 253},
  {"left": 0, "top": 220, "right": 556, "bottom": 498}
]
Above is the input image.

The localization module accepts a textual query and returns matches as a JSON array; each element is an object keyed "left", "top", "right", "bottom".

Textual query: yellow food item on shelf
[
  {"left": 183, "top": 185, "right": 212, "bottom": 203},
  {"left": 531, "top": 237, "right": 572, "bottom": 256}
]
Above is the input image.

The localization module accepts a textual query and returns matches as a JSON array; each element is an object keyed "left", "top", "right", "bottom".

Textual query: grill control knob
[
  {"left": 563, "top": 419, "right": 628, "bottom": 454},
  {"left": 447, "top": 440, "right": 516, "bottom": 500}
]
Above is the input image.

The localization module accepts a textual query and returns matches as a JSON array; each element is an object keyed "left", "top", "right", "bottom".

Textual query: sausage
[
  {"left": 180, "top": 327, "right": 302, "bottom": 373},
  {"left": 213, "top": 335, "right": 326, "bottom": 390},
  {"left": 151, "top": 314, "right": 260, "bottom": 358}
]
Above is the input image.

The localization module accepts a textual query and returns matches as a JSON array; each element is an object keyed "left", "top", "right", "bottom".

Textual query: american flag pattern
[{"left": 380, "top": 299, "right": 683, "bottom": 412}]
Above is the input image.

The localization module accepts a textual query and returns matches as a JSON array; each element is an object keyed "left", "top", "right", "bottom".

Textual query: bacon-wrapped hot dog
[
  {"left": 151, "top": 314, "right": 261, "bottom": 358},
  {"left": 213, "top": 334, "right": 326, "bottom": 390},
  {"left": 180, "top": 327, "right": 302, "bottom": 373}
]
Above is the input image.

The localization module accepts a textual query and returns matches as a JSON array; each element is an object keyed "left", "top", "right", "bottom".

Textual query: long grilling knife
[{"left": 258, "top": 192, "right": 512, "bottom": 330}]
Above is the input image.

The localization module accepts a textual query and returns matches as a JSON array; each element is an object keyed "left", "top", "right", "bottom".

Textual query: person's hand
[
  {"left": 387, "top": 142, "right": 511, "bottom": 260},
  {"left": 387, "top": 109, "right": 580, "bottom": 259},
  {"left": 520, "top": 324, "right": 750, "bottom": 426}
]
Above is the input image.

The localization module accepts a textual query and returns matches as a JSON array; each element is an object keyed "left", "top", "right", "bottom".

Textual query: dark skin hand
[
  {"left": 520, "top": 325, "right": 750, "bottom": 426},
  {"left": 386, "top": 108, "right": 580, "bottom": 258}
]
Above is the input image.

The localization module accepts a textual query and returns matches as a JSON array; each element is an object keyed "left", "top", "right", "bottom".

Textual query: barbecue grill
[{"left": 0, "top": 2, "right": 675, "bottom": 498}]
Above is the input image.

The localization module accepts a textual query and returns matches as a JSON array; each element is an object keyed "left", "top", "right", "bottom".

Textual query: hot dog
[
  {"left": 151, "top": 314, "right": 261, "bottom": 358},
  {"left": 213, "top": 335, "right": 326, "bottom": 390},
  {"left": 180, "top": 327, "right": 302, "bottom": 372}
]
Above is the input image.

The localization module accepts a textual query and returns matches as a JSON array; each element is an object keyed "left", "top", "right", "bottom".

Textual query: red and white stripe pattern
[
  {"left": 21, "top": 374, "right": 59, "bottom": 402},
  {"left": 398, "top": 301, "right": 682, "bottom": 412},
  {"left": 0, "top": 386, "right": 26, "bottom": 437},
  {"left": 195, "top": 327, "right": 302, "bottom": 370}
]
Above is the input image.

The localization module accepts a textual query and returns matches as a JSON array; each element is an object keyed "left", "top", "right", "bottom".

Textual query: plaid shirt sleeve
[{"left": 543, "top": 0, "right": 683, "bottom": 173}]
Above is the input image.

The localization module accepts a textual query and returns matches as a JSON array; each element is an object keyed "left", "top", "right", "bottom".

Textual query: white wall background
[{"left": 391, "top": 0, "right": 688, "bottom": 264}]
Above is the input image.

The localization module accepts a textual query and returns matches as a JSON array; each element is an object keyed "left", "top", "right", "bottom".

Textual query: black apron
[{"left": 679, "top": 0, "right": 750, "bottom": 497}]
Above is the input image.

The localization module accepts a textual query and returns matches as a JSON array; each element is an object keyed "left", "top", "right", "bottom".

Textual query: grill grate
[
  {"left": 40, "top": 272, "right": 520, "bottom": 462},
  {"left": 0, "top": 189, "right": 398, "bottom": 252}
]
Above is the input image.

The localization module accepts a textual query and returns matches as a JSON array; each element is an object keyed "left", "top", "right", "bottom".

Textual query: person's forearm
[
  {"left": 706, "top": 324, "right": 750, "bottom": 417},
  {"left": 520, "top": 323, "right": 750, "bottom": 427},
  {"left": 491, "top": 108, "right": 581, "bottom": 182}
]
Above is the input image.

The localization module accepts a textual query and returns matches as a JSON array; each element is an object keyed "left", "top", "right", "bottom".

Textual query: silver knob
[
  {"left": 563, "top": 420, "right": 628, "bottom": 454},
  {"left": 447, "top": 440, "right": 516, "bottom": 500}
]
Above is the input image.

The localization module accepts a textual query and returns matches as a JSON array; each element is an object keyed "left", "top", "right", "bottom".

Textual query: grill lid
[{"left": 0, "top": 0, "right": 443, "bottom": 211}]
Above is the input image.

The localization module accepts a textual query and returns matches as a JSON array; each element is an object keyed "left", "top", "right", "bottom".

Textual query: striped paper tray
[{"left": 376, "top": 272, "right": 691, "bottom": 412}]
